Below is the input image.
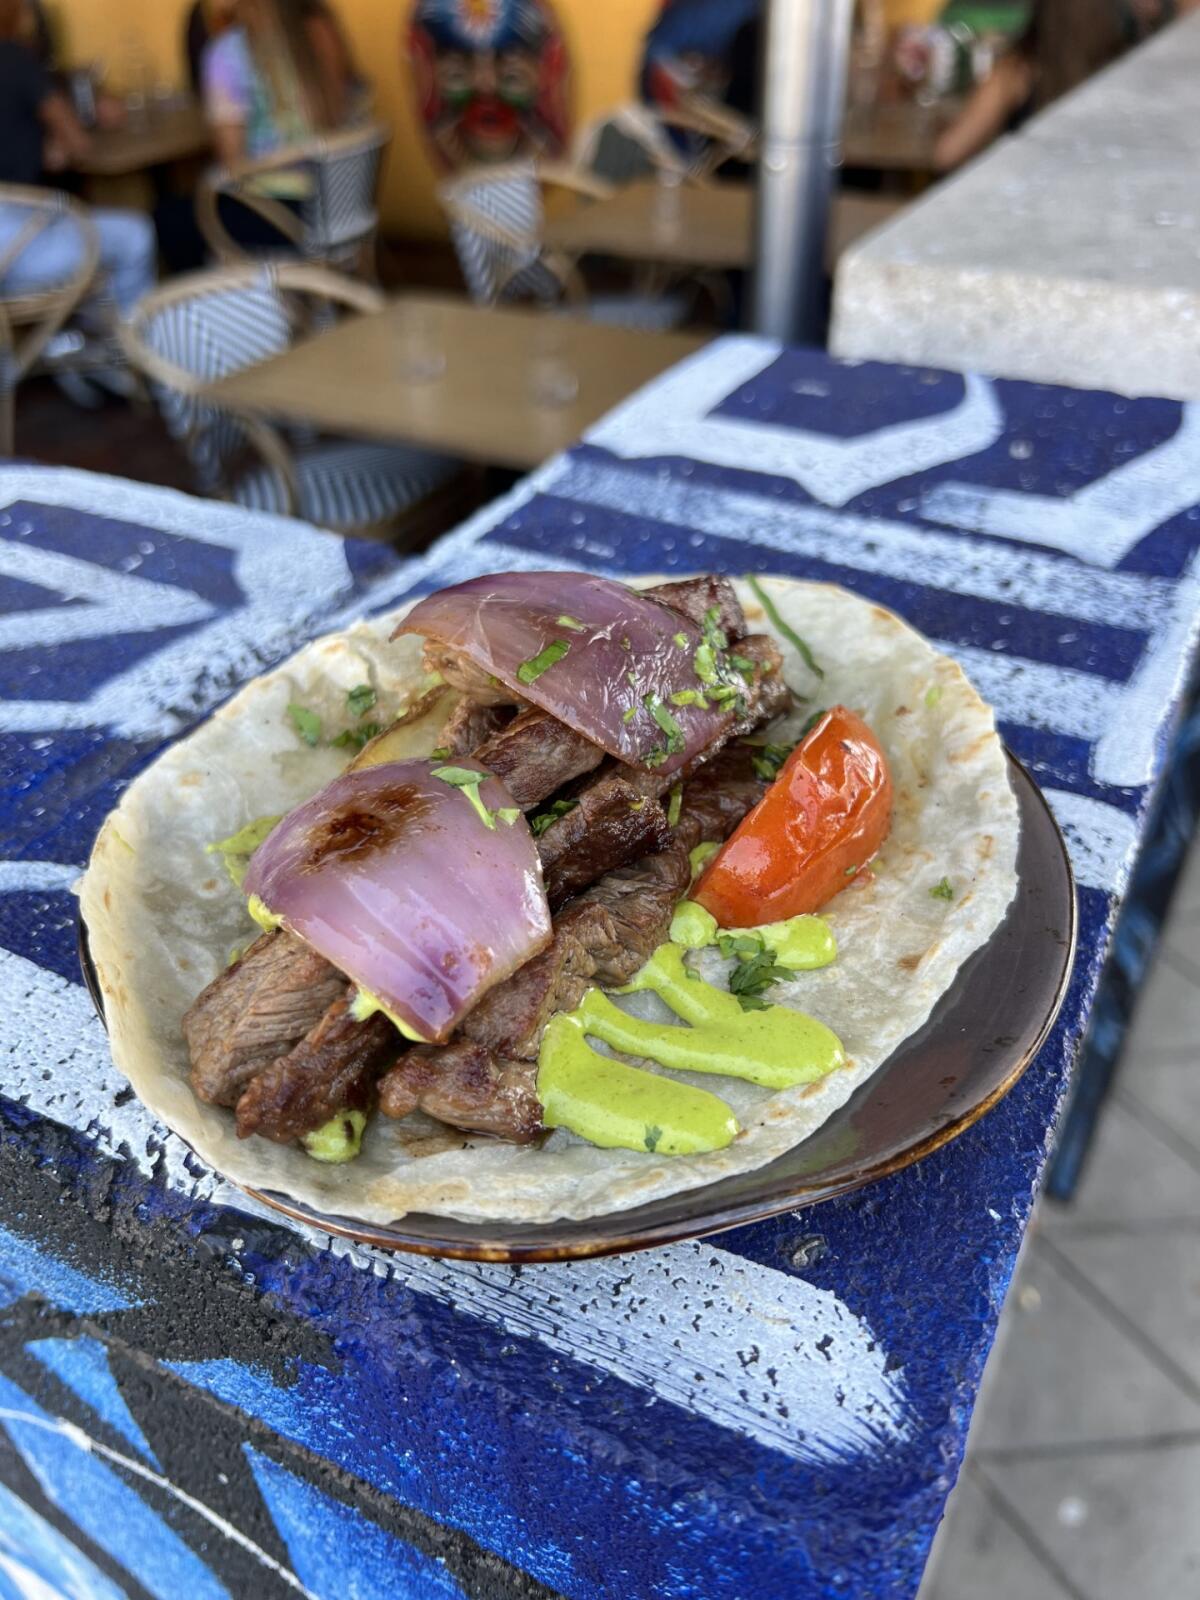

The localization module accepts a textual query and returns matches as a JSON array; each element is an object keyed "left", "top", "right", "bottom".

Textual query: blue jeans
[{"left": 0, "top": 201, "right": 156, "bottom": 318}]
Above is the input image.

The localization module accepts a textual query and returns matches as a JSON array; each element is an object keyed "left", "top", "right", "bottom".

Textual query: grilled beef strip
[
  {"left": 537, "top": 774, "right": 672, "bottom": 909},
  {"left": 474, "top": 705, "right": 607, "bottom": 809},
  {"left": 380, "top": 745, "right": 772, "bottom": 1139},
  {"left": 378, "top": 1042, "right": 542, "bottom": 1142},
  {"left": 235, "top": 999, "right": 397, "bottom": 1142},
  {"left": 185, "top": 930, "right": 347, "bottom": 1108},
  {"left": 439, "top": 697, "right": 514, "bottom": 756}
]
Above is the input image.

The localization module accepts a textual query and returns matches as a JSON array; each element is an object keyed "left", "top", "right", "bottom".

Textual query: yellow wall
[
  {"left": 46, "top": 0, "right": 661, "bottom": 238},
  {"left": 47, "top": 0, "right": 942, "bottom": 234}
]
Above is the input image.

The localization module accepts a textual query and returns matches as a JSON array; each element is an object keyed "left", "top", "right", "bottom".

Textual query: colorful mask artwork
[{"left": 409, "top": 0, "right": 570, "bottom": 170}]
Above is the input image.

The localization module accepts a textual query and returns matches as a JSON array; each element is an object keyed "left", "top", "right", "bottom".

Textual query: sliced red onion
[
  {"left": 243, "top": 760, "right": 551, "bottom": 1044},
  {"left": 397, "top": 572, "right": 736, "bottom": 777}
]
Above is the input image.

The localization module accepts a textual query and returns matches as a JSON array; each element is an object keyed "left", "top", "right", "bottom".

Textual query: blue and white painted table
[{"left": 2, "top": 339, "right": 1198, "bottom": 1599}]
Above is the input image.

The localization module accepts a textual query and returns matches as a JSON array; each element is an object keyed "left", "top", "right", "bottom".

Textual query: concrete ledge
[{"left": 830, "top": 16, "right": 1200, "bottom": 398}]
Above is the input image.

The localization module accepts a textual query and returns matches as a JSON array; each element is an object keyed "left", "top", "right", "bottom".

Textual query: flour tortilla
[{"left": 80, "top": 577, "right": 1020, "bottom": 1225}]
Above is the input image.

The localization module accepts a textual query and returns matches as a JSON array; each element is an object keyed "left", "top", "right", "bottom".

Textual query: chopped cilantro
[
  {"left": 718, "top": 931, "right": 765, "bottom": 960},
  {"left": 287, "top": 702, "right": 322, "bottom": 746},
  {"left": 644, "top": 746, "right": 669, "bottom": 768},
  {"left": 750, "top": 741, "right": 794, "bottom": 783},
  {"left": 673, "top": 631, "right": 688, "bottom": 649},
  {"left": 430, "top": 745, "right": 451, "bottom": 759},
  {"left": 845, "top": 864, "right": 859, "bottom": 876},
  {"left": 346, "top": 683, "right": 376, "bottom": 719},
  {"left": 693, "top": 642, "right": 719, "bottom": 684},
  {"left": 556, "top": 614, "right": 587, "bottom": 632},
  {"left": 925, "top": 685, "right": 943, "bottom": 710},
  {"left": 729, "top": 653, "right": 756, "bottom": 680},
  {"left": 701, "top": 605, "right": 728, "bottom": 651},
  {"left": 497, "top": 807, "right": 521, "bottom": 826},
  {"left": 644, "top": 696, "right": 685, "bottom": 754},
  {"left": 746, "top": 576, "right": 824, "bottom": 679},
  {"left": 728, "top": 947, "right": 785, "bottom": 1012},
  {"left": 516, "top": 640, "right": 570, "bottom": 685},
  {"left": 644, "top": 1124, "right": 663, "bottom": 1152},
  {"left": 622, "top": 705, "right": 639, "bottom": 723},
  {"left": 931, "top": 877, "right": 955, "bottom": 901},
  {"left": 529, "top": 798, "right": 578, "bottom": 836},
  {"left": 667, "top": 783, "right": 683, "bottom": 828},
  {"left": 431, "top": 765, "right": 495, "bottom": 830},
  {"left": 620, "top": 636, "right": 632, "bottom": 651},
  {"left": 671, "top": 689, "right": 710, "bottom": 709},
  {"left": 331, "top": 721, "right": 383, "bottom": 750},
  {"left": 626, "top": 669, "right": 639, "bottom": 687},
  {"left": 800, "top": 708, "right": 826, "bottom": 738}
]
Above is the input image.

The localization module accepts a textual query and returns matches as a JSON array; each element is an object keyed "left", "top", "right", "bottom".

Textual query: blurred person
[
  {"left": 16, "top": 0, "right": 50, "bottom": 64},
  {"left": 202, "top": 0, "right": 361, "bottom": 170},
  {"left": 0, "top": 0, "right": 156, "bottom": 318},
  {"left": 934, "top": 0, "right": 1183, "bottom": 172},
  {"left": 150, "top": 0, "right": 363, "bottom": 268},
  {"left": 184, "top": 0, "right": 238, "bottom": 97}
]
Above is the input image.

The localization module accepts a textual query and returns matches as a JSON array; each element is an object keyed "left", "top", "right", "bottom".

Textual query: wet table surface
[{"left": 2, "top": 338, "right": 1198, "bottom": 1598}]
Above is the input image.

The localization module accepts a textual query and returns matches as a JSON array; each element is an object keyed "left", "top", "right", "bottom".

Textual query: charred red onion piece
[
  {"left": 243, "top": 760, "right": 551, "bottom": 1044},
  {"left": 397, "top": 572, "right": 736, "bottom": 777}
]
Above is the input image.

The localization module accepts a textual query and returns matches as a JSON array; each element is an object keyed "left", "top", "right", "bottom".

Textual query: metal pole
[{"left": 752, "top": 0, "right": 855, "bottom": 344}]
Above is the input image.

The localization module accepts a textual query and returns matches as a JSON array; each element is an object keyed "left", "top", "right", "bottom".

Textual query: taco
[{"left": 79, "top": 573, "right": 1019, "bottom": 1225}]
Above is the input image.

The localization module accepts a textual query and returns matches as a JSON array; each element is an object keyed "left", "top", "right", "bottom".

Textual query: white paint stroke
[
  {"left": 0, "top": 1408, "right": 315, "bottom": 1598},
  {"left": 550, "top": 455, "right": 1175, "bottom": 631},
  {"left": 357, "top": 1239, "right": 911, "bottom": 1461},
  {"left": 0, "top": 544, "right": 214, "bottom": 650},
  {"left": 919, "top": 403, "right": 1200, "bottom": 569},
  {"left": 1043, "top": 789, "right": 1138, "bottom": 896},
  {"left": 1091, "top": 551, "right": 1200, "bottom": 789},
  {"left": 0, "top": 467, "right": 353, "bottom": 740},
  {"left": 0, "top": 942, "right": 908, "bottom": 1465},
  {"left": 587, "top": 338, "right": 1006, "bottom": 508},
  {"left": 0, "top": 862, "right": 79, "bottom": 894},
  {"left": 944, "top": 645, "right": 1122, "bottom": 742}
]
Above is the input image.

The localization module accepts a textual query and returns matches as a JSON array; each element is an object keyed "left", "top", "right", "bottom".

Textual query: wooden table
[
  {"left": 842, "top": 100, "right": 959, "bottom": 173},
  {"left": 544, "top": 181, "right": 903, "bottom": 271},
  {"left": 203, "top": 294, "right": 709, "bottom": 472},
  {"left": 74, "top": 103, "right": 210, "bottom": 178}
]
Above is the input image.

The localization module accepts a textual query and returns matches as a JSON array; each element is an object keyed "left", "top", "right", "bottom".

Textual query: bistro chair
[
  {"left": 571, "top": 105, "right": 687, "bottom": 188},
  {"left": 0, "top": 185, "right": 100, "bottom": 454},
  {"left": 657, "top": 99, "right": 759, "bottom": 182},
  {"left": 437, "top": 160, "right": 601, "bottom": 308},
  {"left": 195, "top": 122, "right": 391, "bottom": 280},
  {"left": 439, "top": 161, "right": 692, "bottom": 333},
  {"left": 120, "top": 262, "right": 459, "bottom": 540}
]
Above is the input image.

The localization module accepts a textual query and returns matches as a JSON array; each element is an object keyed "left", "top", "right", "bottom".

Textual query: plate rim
[{"left": 77, "top": 750, "right": 1077, "bottom": 1263}]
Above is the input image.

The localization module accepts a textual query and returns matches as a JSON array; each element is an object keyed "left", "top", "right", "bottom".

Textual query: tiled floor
[{"left": 919, "top": 832, "right": 1200, "bottom": 1598}]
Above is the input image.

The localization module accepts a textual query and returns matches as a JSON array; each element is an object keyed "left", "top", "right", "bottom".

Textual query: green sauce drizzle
[
  {"left": 302, "top": 1108, "right": 366, "bottom": 1163},
  {"left": 247, "top": 894, "right": 282, "bottom": 932},
  {"left": 538, "top": 942, "right": 845, "bottom": 1155},
  {"left": 350, "top": 987, "right": 427, "bottom": 1042}
]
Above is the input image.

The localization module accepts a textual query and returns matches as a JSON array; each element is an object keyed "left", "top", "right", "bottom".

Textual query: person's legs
[
  {"left": 0, "top": 202, "right": 156, "bottom": 317},
  {"left": 90, "top": 208, "right": 157, "bottom": 316}
]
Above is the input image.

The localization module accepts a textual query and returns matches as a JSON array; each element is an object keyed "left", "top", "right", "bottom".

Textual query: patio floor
[{"left": 920, "top": 827, "right": 1200, "bottom": 1598}]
